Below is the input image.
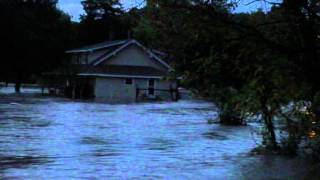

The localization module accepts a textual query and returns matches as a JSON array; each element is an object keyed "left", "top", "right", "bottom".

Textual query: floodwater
[{"left": 0, "top": 87, "right": 318, "bottom": 179}]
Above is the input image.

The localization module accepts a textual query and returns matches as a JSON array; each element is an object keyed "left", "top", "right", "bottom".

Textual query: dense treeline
[
  {"left": 0, "top": 0, "right": 76, "bottom": 91},
  {"left": 134, "top": 0, "right": 320, "bottom": 156},
  {"left": 0, "top": 0, "right": 320, "bottom": 158}
]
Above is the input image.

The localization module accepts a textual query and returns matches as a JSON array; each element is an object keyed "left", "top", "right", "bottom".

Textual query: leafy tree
[{"left": 133, "top": 0, "right": 319, "bottom": 152}]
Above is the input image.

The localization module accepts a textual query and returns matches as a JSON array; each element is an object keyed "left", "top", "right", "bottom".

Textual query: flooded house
[{"left": 43, "top": 39, "right": 179, "bottom": 102}]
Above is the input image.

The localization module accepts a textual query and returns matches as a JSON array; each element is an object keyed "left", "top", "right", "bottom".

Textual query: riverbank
[{"left": 0, "top": 83, "right": 43, "bottom": 94}]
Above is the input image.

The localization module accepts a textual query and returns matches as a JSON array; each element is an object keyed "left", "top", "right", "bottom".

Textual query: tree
[
  {"left": 0, "top": 0, "right": 76, "bottom": 92},
  {"left": 78, "top": 0, "right": 127, "bottom": 44},
  {"left": 132, "top": 0, "right": 319, "bottom": 152}
]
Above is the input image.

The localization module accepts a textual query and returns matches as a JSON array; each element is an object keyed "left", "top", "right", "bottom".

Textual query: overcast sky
[{"left": 58, "top": 0, "right": 271, "bottom": 22}]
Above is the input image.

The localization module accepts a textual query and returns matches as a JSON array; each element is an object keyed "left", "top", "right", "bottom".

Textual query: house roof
[
  {"left": 66, "top": 39, "right": 174, "bottom": 71},
  {"left": 92, "top": 39, "right": 173, "bottom": 71},
  {"left": 44, "top": 65, "right": 169, "bottom": 79},
  {"left": 78, "top": 65, "right": 169, "bottom": 79},
  {"left": 66, "top": 40, "right": 129, "bottom": 53},
  {"left": 43, "top": 65, "right": 90, "bottom": 76}
]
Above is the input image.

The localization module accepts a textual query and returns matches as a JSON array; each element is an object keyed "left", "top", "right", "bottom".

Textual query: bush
[{"left": 219, "top": 108, "right": 246, "bottom": 126}]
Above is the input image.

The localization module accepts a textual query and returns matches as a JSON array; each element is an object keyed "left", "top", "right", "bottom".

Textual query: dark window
[
  {"left": 149, "top": 79, "right": 155, "bottom": 86},
  {"left": 125, "top": 78, "right": 133, "bottom": 85},
  {"left": 148, "top": 88, "right": 155, "bottom": 95},
  {"left": 148, "top": 79, "right": 155, "bottom": 96}
]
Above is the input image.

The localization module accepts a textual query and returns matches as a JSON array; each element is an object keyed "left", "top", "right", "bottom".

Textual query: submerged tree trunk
[
  {"left": 262, "top": 104, "right": 278, "bottom": 150},
  {"left": 259, "top": 88, "right": 279, "bottom": 150},
  {"left": 5, "top": 76, "right": 9, "bottom": 87},
  {"left": 15, "top": 74, "right": 22, "bottom": 93},
  {"left": 15, "top": 82, "right": 21, "bottom": 93},
  {"left": 219, "top": 107, "right": 245, "bottom": 126}
]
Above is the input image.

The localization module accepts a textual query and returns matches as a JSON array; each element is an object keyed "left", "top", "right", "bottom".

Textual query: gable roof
[
  {"left": 66, "top": 40, "right": 128, "bottom": 53},
  {"left": 92, "top": 39, "right": 173, "bottom": 71},
  {"left": 66, "top": 39, "right": 174, "bottom": 71}
]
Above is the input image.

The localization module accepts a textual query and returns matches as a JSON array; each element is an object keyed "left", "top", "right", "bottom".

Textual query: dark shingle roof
[
  {"left": 80, "top": 65, "right": 169, "bottom": 77},
  {"left": 43, "top": 65, "right": 90, "bottom": 76},
  {"left": 44, "top": 65, "right": 169, "bottom": 78}
]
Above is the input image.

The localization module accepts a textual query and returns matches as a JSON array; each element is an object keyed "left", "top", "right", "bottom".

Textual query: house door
[{"left": 148, "top": 79, "right": 156, "bottom": 98}]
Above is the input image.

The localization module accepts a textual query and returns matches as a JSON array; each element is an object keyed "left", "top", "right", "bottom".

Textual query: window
[
  {"left": 148, "top": 79, "right": 156, "bottom": 96},
  {"left": 149, "top": 79, "right": 155, "bottom": 86},
  {"left": 125, "top": 78, "right": 133, "bottom": 85}
]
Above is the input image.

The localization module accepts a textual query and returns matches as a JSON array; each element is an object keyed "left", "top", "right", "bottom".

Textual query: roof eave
[
  {"left": 78, "top": 73, "right": 164, "bottom": 79},
  {"left": 132, "top": 40, "right": 174, "bottom": 71},
  {"left": 66, "top": 50, "right": 92, "bottom": 53}
]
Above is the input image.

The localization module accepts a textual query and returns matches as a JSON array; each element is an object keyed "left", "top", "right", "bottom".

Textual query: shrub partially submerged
[{"left": 219, "top": 111, "right": 246, "bottom": 126}]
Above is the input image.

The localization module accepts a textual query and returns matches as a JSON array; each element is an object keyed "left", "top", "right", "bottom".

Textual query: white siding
[
  {"left": 95, "top": 77, "right": 136, "bottom": 103},
  {"left": 94, "top": 77, "right": 177, "bottom": 102}
]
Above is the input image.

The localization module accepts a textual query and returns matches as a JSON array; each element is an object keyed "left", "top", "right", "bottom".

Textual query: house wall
[
  {"left": 102, "top": 45, "right": 168, "bottom": 71},
  {"left": 94, "top": 77, "right": 177, "bottom": 103},
  {"left": 95, "top": 77, "right": 136, "bottom": 103}
]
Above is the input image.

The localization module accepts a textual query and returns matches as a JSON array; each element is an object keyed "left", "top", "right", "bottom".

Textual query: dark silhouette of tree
[
  {"left": 133, "top": 0, "right": 319, "bottom": 152},
  {"left": 78, "top": 0, "right": 127, "bottom": 44},
  {"left": 0, "top": 0, "right": 76, "bottom": 92}
]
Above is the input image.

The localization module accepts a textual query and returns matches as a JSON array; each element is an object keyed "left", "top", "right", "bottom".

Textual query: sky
[{"left": 58, "top": 0, "right": 273, "bottom": 22}]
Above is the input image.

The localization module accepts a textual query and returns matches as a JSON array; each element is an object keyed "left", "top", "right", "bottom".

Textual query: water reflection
[
  {"left": 81, "top": 137, "right": 110, "bottom": 145},
  {"left": 0, "top": 155, "right": 51, "bottom": 170},
  {"left": 238, "top": 155, "right": 320, "bottom": 179},
  {"left": 142, "top": 138, "right": 178, "bottom": 152},
  {"left": 202, "top": 132, "right": 228, "bottom": 140}
]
